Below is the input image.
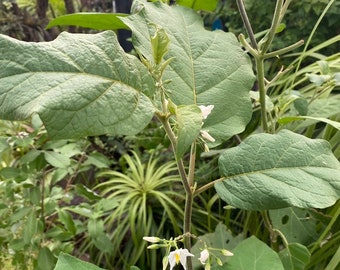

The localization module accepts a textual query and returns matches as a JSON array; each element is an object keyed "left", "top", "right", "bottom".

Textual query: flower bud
[
  {"left": 221, "top": 249, "right": 234, "bottom": 256},
  {"left": 143, "top": 236, "right": 161, "bottom": 243}
]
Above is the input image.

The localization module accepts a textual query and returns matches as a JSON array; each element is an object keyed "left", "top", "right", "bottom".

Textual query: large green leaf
[
  {"left": 46, "top": 13, "right": 129, "bottom": 30},
  {"left": 269, "top": 207, "right": 319, "bottom": 245},
  {"left": 216, "top": 129, "right": 340, "bottom": 210},
  {"left": 121, "top": 1, "right": 254, "bottom": 145},
  {"left": 53, "top": 253, "right": 105, "bottom": 270},
  {"left": 226, "top": 236, "right": 284, "bottom": 270},
  {"left": 0, "top": 31, "right": 155, "bottom": 139}
]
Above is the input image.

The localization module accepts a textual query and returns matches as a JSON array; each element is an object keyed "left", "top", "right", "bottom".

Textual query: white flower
[
  {"left": 199, "top": 249, "right": 209, "bottom": 264},
  {"left": 200, "top": 130, "right": 215, "bottom": 142},
  {"left": 143, "top": 236, "right": 160, "bottom": 243},
  {"left": 168, "top": 248, "right": 194, "bottom": 270},
  {"left": 199, "top": 105, "right": 214, "bottom": 120}
]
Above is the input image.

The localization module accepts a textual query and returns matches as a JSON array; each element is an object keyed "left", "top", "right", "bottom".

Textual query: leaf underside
[
  {"left": 121, "top": 0, "right": 255, "bottom": 145},
  {"left": 0, "top": 31, "right": 155, "bottom": 139},
  {"left": 216, "top": 129, "right": 340, "bottom": 210}
]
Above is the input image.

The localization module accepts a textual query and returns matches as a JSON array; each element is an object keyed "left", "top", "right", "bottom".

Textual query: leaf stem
[
  {"left": 194, "top": 177, "right": 225, "bottom": 196},
  {"left": 263, "top": 40, "right": 304, "bottom": 59},
  {"left": 188, "top": 142, "right": 196, "bottom": 187},
  {"left": 259, "top": 0, "right": 284, "bottom": 54}
]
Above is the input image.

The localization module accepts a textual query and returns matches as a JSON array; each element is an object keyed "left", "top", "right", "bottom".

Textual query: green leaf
[
  {"left": 46, "top": 13, "right": 129, "bottom": 30},
  {"left": 275, "top": 23, "right": 286, "bottom": 33},
  {"left": 122, "top": 1, "right": 254, "bottom": 145},
  {"left": 176, "top": 105, "right": 202, "bottom": 159},
  {"left": 150, "top": 25, "right": 170, "bottom": 65},
  {"left": 269, "top": 207, "right": 319, "bottom": 245},
  {"left": 83, "top": 152, "right": 111, "bottom": 169},
  {"left": 216, "top": 129, "right": 340, "bottom": 210},
  {"left": 279, "top": 243, "right": 310, "bottom": 270},
  {"left": 306, "top": 73, "right": 331, "bottom": 86},
  {"left": 75, "top": 184, "right": 102, "bottom": 201},
  {"left": 191, "top": 223, "right": 243, "bottom": 268},
  {"left": 177, "top": 0, "right": 218, "bottom": 11},
  {"left": 23, "top": 209, "right": 37, "bottom": 244},
  {"left": 227, "top": 236, "right": 284, "bottom": 270},
  {"left": 58, "top": 209, "right": 77, "bottom": 235},
  {"left": 293, "top": 97, "right": 308, "bottom": 116},
  {"left": 9, "top": 207, "right": 31, "bottom": 224},
  {"left": 279, "top": 116, "right": 340, "bottom": 131},
  {"left": 92, "top": 233, "right": 113, "bottom": 253},
  {"left": 54, "top": 252, "right": 105, "bottom": 270},
  {"left": 28, "top": 186, "right": 41, "bottom": 205},
  {"left": 88, "top": 218, "right": 113, "bottom": 252},
  {"left": 88, "top": 219, "right": 104, "bottom": 239},
  {"left": 36, "top": 247, "right": 56, "bottom": 270},
  {"left": 44, "top": 151, "right": 71, "bottom": 168},
  {"left": 0, "top": 31, "right": 155, "bottom": 139},
  {"left": 293, "top": 96, "right": 340, "bottom": 130}
]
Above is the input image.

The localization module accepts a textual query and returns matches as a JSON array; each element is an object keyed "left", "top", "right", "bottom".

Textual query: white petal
[
  {"left": 199, "top": 249, "right": 209, "bottom": 264},
  {"left": 178, "top": 249, "right": 194, "bottom": 270},
  {"left": 199, "top": 105, "right": 214, "bottom": 119}
]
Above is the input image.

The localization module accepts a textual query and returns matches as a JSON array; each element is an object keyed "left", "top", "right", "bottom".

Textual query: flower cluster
[{"left": 143, "top": 236, "right": 234, "bottom": 270}]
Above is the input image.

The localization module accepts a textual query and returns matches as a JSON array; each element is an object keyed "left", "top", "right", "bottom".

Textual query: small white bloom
[
  {"left": 199, "top": 105, "right": 214, "bottom": 120},
  {"left": 200, "top": 130, "right": 215, "bottom": 142},
  {"left": 199, "top": 249, "right": 209, "bottom": 264},
  {"left": 168, "top": 248, "right": 194, "bottom": 270},
  {"left": 143, "top": 236, "right": 160, "bottom": 243}
]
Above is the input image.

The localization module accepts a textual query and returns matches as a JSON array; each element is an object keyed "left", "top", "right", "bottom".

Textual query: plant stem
[
  {"left": 236, "top": 0, "right": 258, "bottom": 49},
  {"left": 156, "top": 111, "right": 191, "bottom": 194},
  {"left": 255, "top": 57, "right": 269, "bottom": 132},
  {"left": 184, "top": 191, "right": 193, "bottom": 269}
]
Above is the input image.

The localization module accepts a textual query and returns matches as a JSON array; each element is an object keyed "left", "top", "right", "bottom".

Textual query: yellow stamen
[{"left": 175, "top": 252, "right": 180, "bottom": 264}]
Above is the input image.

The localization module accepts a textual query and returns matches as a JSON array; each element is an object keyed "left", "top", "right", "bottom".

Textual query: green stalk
[
  {"left": 156, "top": 87, "right": 194, "bottom": 269},
  {"left": 259, "top": 0, "right": 284, "bottom": 53},
  {"left": 184, "top": 191, "right": 194, "bottom": 269},
  {"left": 236, "top": 0, "right": 258, "bottom": 49},
  {"left": 255, "top": 57, "right": 269, "bottom": 132}
]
